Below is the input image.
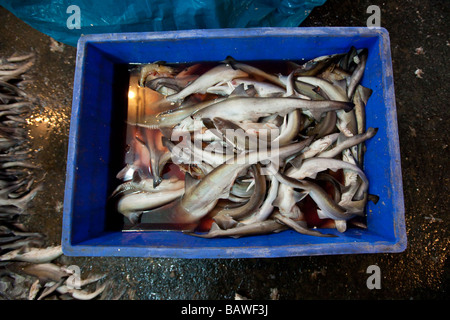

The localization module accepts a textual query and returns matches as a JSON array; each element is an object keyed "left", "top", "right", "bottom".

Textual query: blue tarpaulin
[{"left": 0, "top": 0, "right": 326, "bottom": 46}]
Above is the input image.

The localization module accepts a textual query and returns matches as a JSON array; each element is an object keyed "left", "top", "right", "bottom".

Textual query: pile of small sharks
[{"left": 113, "top": 47, "right": 379, "bottom": 239}]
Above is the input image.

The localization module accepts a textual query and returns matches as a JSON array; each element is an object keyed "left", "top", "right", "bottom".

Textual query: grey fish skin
[
  {"left": 347, "top": 49, "right": 368, "bottom": 99},
  {"left": 187, "top": 219, "right": 288, "bottom": 239},
  {"left": 230, "top": 179, "right": 255, "bottom": 198},
  {"left": 316, "top": 172, "right": 346, "bottom": 202},
  {"left": 270, "top": 168, "right": 357, "bottom": 221},
  {"left": 354, "top": 85, "right": 373, "bottom": 165},
  {"left": 161, "top": 136, "right": 216, "bottom": 177},
  {"left": 230, "top": 78, "right": 285, "bottom": 97},
  {"left": 56, "top": 283, "right": 107, "bottom": 300},
  {"left": 213, "top": 164, "right": 266, "bottom": 220},
  {"left": 36, "top": 279, "right": 66, "bottom": 300},
  {"left": 354, "top": 86, "right": 369, "bottom": 136},
  {"left": 287, "top": 157, "right": 369, "bottom": 190},
  {"left": 180, "top": 142, "right": 303, "bottom": 220},
  {"left": 0, "top": 238, "right": 44, "bottom": 250},
  {"left": 28, "top": 279, "right": 41, "bottom": 300},
  {"left": 0, "top": 137, "right": 19, "bottom": 151},
  {"left": 145, "top": 76, "right": 197, "bottom": 93},
  {"left": 0, "top": 59, "right": 34, "bottom": 81},
  {"left": 0, "top": 161, "right": 37, "bottom": 169},
  {"left": 141, "top": 128, "right": 166, "bottom": 188},
  {"left": 285, "top": 157, "right": 370, "bottom": 211},
  {"left": 135, "top": 139, "right": 312, "bottom": 230},
  {"left": 294, "top": 80, "right": 327, "bottom": 100},
  {"left": 317, "top": 127, "right": 378, "bottom": 158},
  {"left": 273, "top": 213, "right": 335, "bottom": 238},
  {"left": 193, "top": 96, "right": 354, "bottom": 123},
  {"left": 0, "top": 178, "right": 30, "bottom": 199},
  {"left": 22, "top": 263, "right": 70, "bottom": 283},
  {"left": 0, "top": 183, "right": 42, "bottom": 211},
  {"left": 340, "top": 149, "right": 365, "bottom": 208},
  {"left": 273, "top": 110, "right": 302, "bottom": 146},
  {"left": 202, "top": 117, "right": 252, "bottom": 151},
  {"left": 166, "top": 64, "right": 248, "bottom": 102},
  {"left": 138, "top": 63, "right": 177, "bottom": 87},
  {"left": 306, "top": 111, "right": 337, "bottom": 139},
  {"left": 137, "top": 97, "right": 227, "bottom": 129},
  {"left": 4, "top": 53, "right": 35, "bottom": 63},
  {"left": 273, "top": 184, "right": 306, "bottom": 220},
  {"left": 0, "top": 101, "right": 33, "bottom": 112},
  {"left": 224, "top": 56, "right": 286, "bottom": 88},
  {"left": 0, "top": 245, "right": 62, "bottom": 263},
  {"left": 297, "top": 76, "right": 357, "bottom": 138},
  {"left": 203, "top": 117, "right": 275, "bottom": 151},
  {"left": 240, "top": 174, "right": 279, "bottom": 225},
  {"left": 339, "top": 46, "right": 358, "bottom": 71},
  {"left": 319, "top": 63, "right": 351, "bottom": 82},
  {"left": 117, "top": 187, "right": 185, "bottom": 224},
  {"left": 294, "top": 53, "right": 344, "bottom": 77},
  {"left": 288, "top": 133, "right": 340, "bottom": 168},
  {"left": 111, "top": 176, "right": 185, "bottom": 198}
]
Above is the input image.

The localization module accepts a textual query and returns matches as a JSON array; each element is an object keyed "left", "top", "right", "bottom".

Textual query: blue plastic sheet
[{"left": 0, "top": 0, "right": 326, "bottom": 46}]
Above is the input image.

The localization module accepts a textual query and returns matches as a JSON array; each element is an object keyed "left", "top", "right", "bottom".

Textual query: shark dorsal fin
[
  {"left": 228, "top": 83, "right": 248, "bottom": 98},
  {"left": 184, "top": 172, "right": 201, "bottom": 196},
  {"left": 209, "top": 222, "right": 221, "bottom": 232}
]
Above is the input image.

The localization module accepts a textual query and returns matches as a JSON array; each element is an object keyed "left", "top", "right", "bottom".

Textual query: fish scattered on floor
[
  {"left": 0, "top": 245, "right": 62, "bottom": 263},
  {"left": 0, "top": 52, "right": 110, "bottom": 300}
]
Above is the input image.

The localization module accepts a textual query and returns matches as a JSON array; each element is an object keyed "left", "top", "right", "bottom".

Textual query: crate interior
[{"left": 63, "top": 29, "right": 405, "bottom": 257}]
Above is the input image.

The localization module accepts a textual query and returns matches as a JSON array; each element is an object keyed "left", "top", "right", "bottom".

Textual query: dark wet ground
[{"left": 0, "top": 0, "right": 448, "bottom": 300}]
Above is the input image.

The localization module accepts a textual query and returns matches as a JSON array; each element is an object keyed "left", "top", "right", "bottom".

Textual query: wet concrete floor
[{"left": 0, "top": 0, "right": 448, "bottom": 300}]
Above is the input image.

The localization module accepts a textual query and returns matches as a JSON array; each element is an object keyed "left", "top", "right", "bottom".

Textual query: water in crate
[{"left": 111, "top": 49, "right": 377, "bottom": 238}]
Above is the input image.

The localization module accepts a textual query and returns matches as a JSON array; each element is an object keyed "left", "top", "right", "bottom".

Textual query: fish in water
[
  {"left": 113, "top": 48, "right": 378, "bottom": 239},
  {"left": 133, "top": 139, "right": 312, "bottom": 231}
]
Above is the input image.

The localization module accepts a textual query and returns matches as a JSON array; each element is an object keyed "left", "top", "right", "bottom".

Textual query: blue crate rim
[
  {"left": 62, "top": 26, "right": 406, "bottom": 258},
  {"left": 77, "top": 26, "right": 391, "bottom": 44},
  {"left": 62, "top": 238, "right": 406, "bottom": 259}
]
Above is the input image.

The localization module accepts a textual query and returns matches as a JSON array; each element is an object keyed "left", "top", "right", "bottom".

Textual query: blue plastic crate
[{"left": 62, "top": 27, "right": 406, "bottom": 258}]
